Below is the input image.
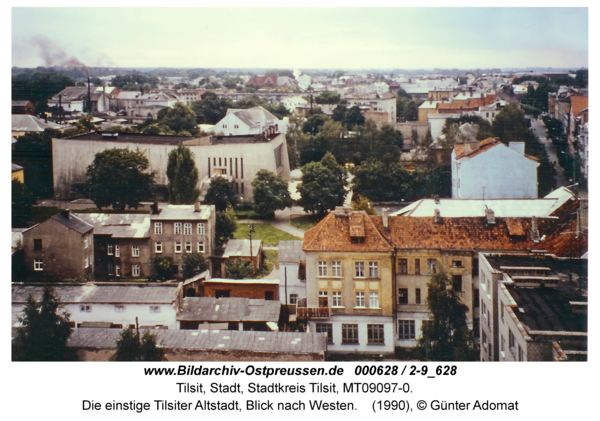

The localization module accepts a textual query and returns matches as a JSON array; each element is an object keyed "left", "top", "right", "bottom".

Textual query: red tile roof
[
  {"left": 570, "top": 96, "right": 588, "bottom": 117},
  {"left": 454, "top": 138, "right": 538, "bottom": 162}
]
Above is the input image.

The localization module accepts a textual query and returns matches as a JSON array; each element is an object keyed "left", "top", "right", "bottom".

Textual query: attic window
[{"left": 351, "top": 237, "right": 363, "bottom": 244}]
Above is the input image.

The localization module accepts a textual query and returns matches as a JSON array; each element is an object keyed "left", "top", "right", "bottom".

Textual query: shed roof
[
  {"left": 278, "top": 241, "right": 305, "bottom": 263},
  {"left": 223, "top": 239, "right": 263, "bottom": 258},
  {"left": 12, "top": 115, "right": 64, "bottom": 132},
  {"left": 76, "top": 213, "right": 151, "bottom": 238},
  {"left": 152, "top": 204, "right": 213, "bottom": 221},
  {"left": 51, "top": 211, "right": 94, "bottom": 234},
  {"left": 177, "top": 297, "right": 280, "bottom": 323}
]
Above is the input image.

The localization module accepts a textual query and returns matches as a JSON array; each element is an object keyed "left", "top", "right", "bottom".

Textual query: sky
[{"left": 11, "top": 7, "right": 589, "bottom": 70}]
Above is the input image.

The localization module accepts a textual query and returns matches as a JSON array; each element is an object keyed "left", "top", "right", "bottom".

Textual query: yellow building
[
  {"left": 12, "top": 164, "right": 24, "bottom": 183},
  {"left": 417, "top": 100, "right": 440, "bottom": 123}
]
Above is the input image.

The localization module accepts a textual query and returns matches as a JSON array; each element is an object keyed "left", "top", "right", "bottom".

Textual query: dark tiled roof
[
  {"left": 67, "top": 132, "right": 198, "bottom": 144},
  {"left": 178, "top": 297, "right": 280, "bottom": 323},
  {"left": 51, "top": 212, "right": 94, "bottom": 234}
]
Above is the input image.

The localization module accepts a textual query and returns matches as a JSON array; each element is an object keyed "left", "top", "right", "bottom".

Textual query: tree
[
  {"left": 158, "top": 102, "right": 199, "bottom": 135},
  {"left": 189, "top": 92, "right": 233, "bottom": 124},
  {"left": 345, "top": 105, "right": 365, "bottom": 130},
  {"left": 111, "top": 326, "right": 166, "bottom": 361},
  {"left": 204, "top": 176, "right": 237, "bottom": 211},
  {"left": 12, "top": 179, "right": 36, "bottom": 228},
  {"left": 225, "top": 258, "right": 254, "bottom": 279},
  {"left": 416, "top": 271, "right": 478, "bottom": 361},
  {"left": 297, "top": 153, "right": 347, "bottom": 214},
  {"left": 351, "top": 195, "right": 377, "bottom": 215},
  {"left": 251, "top": 170, "right": 293, "bottom": 216},
  {"left": 166, "top": 143, "right": 200, "bottom": 204},
  {"left": 12, "top": 286, "right": 75, "bottom": 361},
  {"left": 85, "top": 148, "right": 156, "bottom": 211},
  {"left": 302, "top": 113, "right": 327, "bottom": 135},
  {"left": 352, "top": 159, "right": 409, "bottom": 202},
  {"left": 153, "top": 256, "right": 177, "bottom": 280},
  {"left": 215, "top": 206, "right": 237, "bottom": 247},
  {"left": 182, "top": 252, "right": 208, "bottom": 278},
  {"left": 315, "top": 90, "right": 341, "bottom": 104}
]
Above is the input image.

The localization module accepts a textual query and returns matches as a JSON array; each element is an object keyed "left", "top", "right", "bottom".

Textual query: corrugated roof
[
  {"left": 76, "top": 213, "right": 151, "bottom": 238},
  {"left": 177, "top": 297, "right": 280, "bottom": 323}
]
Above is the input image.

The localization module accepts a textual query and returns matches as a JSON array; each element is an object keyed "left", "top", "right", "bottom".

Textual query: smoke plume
[{"left": 31, "top": 35, "right": 89, "bottom": 76}]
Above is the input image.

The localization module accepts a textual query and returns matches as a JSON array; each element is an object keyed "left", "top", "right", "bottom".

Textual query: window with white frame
[
  {"left": 84, "top": 257, "right": 89, "bottom": 268},
  {"left": 132, "top": 245, "right": 140, "bottom": 257},
  {"left": 398, "top": 320, "right": 415, "bottom": 339},
  {"left": 318, "top": 261, "right": 327, "bottom": 277},
  {"left": 332, "top": 291, "right": 342, "bottom": 307},
  {"left": 116, "top": 265, "right": 121, "bottom": 277},
  {"left": 155, "top": 242, "right": 162, "bottom": 253},
  {"left": 108, "top": 243, "right": 114, "bottom": 255},
  {"left": 185, "top": 242, "right": 192, "bottom": 253},
  {"left": 197, "top": 223, "right": 205, "bottom": 235},
  {"left": 318, "top": 291, "right": 328, "bottom": 307},
  {"left": 289, "top": 294, "right": 298, "bottom": 305},
  {"left": 355, "top": 262, "right": 365, "bottom": 277},
  {"left": 197, "top": 242, "right": 205, "bottom": 253},
  {"left": 331, "top": 261, "right": 342, "bottom": 277},
  {"left": 154, "top": 222, "right": 162, "bottom": 235},
  {"left": 174, "top": 222, "right": 182, "bottom": 234},
  {"left": 150, "top": 306, "right": 161, "bottom": 313},
  {"left": 427, "top": 259, "right": 437, "bottom": 274},
  {"left": 34, "top": 259, "right": 43, "bottom": 271},
  {"left": 132, "top": 264, "right": 140, "bottom": 277},
  {"left": 84, "top": 237, "right": 88, "bottom": 249},
  {"left": 114, "top": 305, "right": 125, "bottom": 313},
  {"left": 369, "top": 291, "right": 379, "bottom": 308},
  {"left": 355, "top": 292, "right": 365, "bottom": 307},
  {"left": 184, "top": 223, "right": 192, "bottom": 235},
  {"left": 369, "top": 262, "right": 379, "bottom": 278},
  {"left": 115, "top": 245, "right": 120, "bottom": 257},
  {"left": 175, "top": 242, "right": 182, "bottom": 253}
]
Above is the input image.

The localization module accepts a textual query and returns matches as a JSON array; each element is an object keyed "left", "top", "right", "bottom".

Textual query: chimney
[
  {"left": 433, "top": 195, "right": 440, "bottom": 204},
  {"left": 485, "top": 206, "right": 495, "bottom": 224},
  {"left": 434, "top": 208, "right": 442, "bottom": 223},
  {"left": 464, "top": 141, "right": 481, "bottom": 155},
  {"left": 61, "top": 209, "right": 72, "bottom": 220},
  {"left": 194, "top": 201, "right": 201, "bottom": 212},
  {"left": 382, "top": 209, "right": 388, "bottom": 228},
  {"left": 530, "top": 216, "right": 540, "bottom": 242},
  {"left": 150, "top": 201, "right": 160, "bottom": 215}
]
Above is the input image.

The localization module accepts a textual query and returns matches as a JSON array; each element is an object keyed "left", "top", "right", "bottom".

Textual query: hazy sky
[{"left": 12, "top": 7, "right": 588, "bottom": 70}]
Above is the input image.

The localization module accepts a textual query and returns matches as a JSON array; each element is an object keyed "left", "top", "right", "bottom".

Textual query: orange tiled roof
[
  {"left": 303, "top": 211, "right": 393, "bottom": 253},
  {"left": 570, "top": 96, "right": 588, "bottom": 117},
  {"left": 534, "top": 219, "right": 587, "bottom": 258},
  {"left": 454, "top": 138, "right": 538, "bottom": 163}
]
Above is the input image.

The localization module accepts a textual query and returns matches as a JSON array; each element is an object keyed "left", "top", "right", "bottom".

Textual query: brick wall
[{"left": 203, "top": 282, "right": 279, "bottom": 301}]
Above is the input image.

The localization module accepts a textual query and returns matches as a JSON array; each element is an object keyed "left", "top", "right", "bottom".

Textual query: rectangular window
[
  {"left": 197, "top": 223, "right": 205, "bottom": 235},
  {"left": 185, "top": 242, "right": 192, "bottom": 253},
  {"left": 427, "top": 259, "right": 437, "bottom": 274},
  {"left": 452, "top": 275, "right": 462, "bottom": 292},
  {"left": 316, "top": 323, "right": 333, "bottom": 344},
  {"left": 34, "top": 239, "right": 42, "bottom": 251},
  {"left": 398, "top": 258, "right": 407, "bottom": 274},
  {"left": 501, "top": 304, "right": 505, "bottom": 323},
  {"left": 197, "top": 242, "right": 205, "bottom": 253},
  {"left": 415, "top": 288, "right": 421, "bottom": 304},
  {"left": 369, "top": 261, "right": 379, "bottom": 278},
  {"left": 509, "top": 330, "right": 516, "bottom": 357},
  {"left": 34, "top": 259, "right": 43, "bottom": 271},
  {"left": 155, "top": 242, "right": 162, "bottom": 253},
  {"left": 132, "top": 245, "right": 140, "bottom": 257},
  {"left": 174, "top": 222, "right": 182, "bottom": 234},
  {"left": 487, "top": 310, "right": 491, "bottom": 328},
  {"left": 452, "top": 260, "right": 463, "bottom": 268},
  {"left": 150, "top": 306, "right": 161, "bottom": 313},
  {"left": 108, "top": 262, "right": 114, "bottom": 275},
  {"left": 175, "top": 242, "right": 182, "bottom": 253},
  {"left": 108, "top": 243, "right": 114, "bottom": 255},
  {"left": 132, "top": 264, "right": 140, "bottom": 277},
  {"left": 355, "top": 292, "right": 365, "bottom": 307},
  {"left": 398, "top": 288, "right": 408, "bottom": 304},
  {"left": 398, "top": 320, "right": 415, "bottom": 339},
  {"left": 415, "top": 259, "right": 421, "bottom": 274},
  {"left": 355, "top": 262, "right": 365, "bottom": 277},
  {"left": 318, "top": 291, "right": 328, "bottom": 307},
  {"left": 184, "top": 223, "right": 192, "bottom": 235},
  {"left": 154, "top": 222, "right": 162, "bottom": 235},
  {"left": 332, "top": 291, "right": 342, "bottom": 307},
  {"left": 84, "top": 257, "right": 89, "bottom": 268},
  {"left": 289, "top": 294, "right": 298, "bottom": 305},
  {"left": 501, "top": 335, "right": 505, "bottom": 353},
  {"left": 369, "top": 291, "right": 379, "bottom": 308},
  {"left": 115, "top": 245, "right": 120, "bottom": 257},
  {"left": 367, "top": 324, "right": 385, "bottom": 345},
  {"left": 80, "top": 305, "right": 92, "bottom": 312},
  {"left": 342, "top": 324, "right": 359, "bottom": 344},
  {"left": 331, "top": 261, "right": 342, "bottom": 277},
  {"left": 519, "top": 345, "right": 524, "bottom": 361},
  {"left": 318, "top": 261, "right": 327, "bottom": 277},
  {"left": 116, "top": 265, "right": 121, "bottom": 277},
  {"left": 84, "top": 237, "right": 88, "bottom": 249},
  {"left": 114, "top": 305, "right": 125, "bottom": 313}
]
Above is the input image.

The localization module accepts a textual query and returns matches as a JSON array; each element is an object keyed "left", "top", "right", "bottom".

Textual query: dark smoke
[{"left": 31, "top": 35, "right": 89, "bottom": 77}]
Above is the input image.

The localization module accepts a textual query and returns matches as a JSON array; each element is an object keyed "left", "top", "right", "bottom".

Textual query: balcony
[{"left": 296, "top": 307, "right": 330, "bottom": 319}]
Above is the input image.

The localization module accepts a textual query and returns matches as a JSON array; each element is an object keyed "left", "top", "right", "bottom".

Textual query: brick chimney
[
  {"left": 485, "top": 206, "right": 495, "bottom": 224},
  {"left": 194, "top": 201, "right": 201, "bottom": 212},
  {"left": 530, "top": 216, "right": 540, "bottom": 242},
  {"left": 61, "top": 209, "right": 71, "bottom": 219},
  {"left": 382, "top": 209, "right": 388, "bottom": 228},
  {"left": 434, "top": 208, "right": 442, "bottom": 224}
]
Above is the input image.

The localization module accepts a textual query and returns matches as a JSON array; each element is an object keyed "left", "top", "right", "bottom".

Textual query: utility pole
[{"left": 248, "top": 224, "right": 255, "bottom": 273}]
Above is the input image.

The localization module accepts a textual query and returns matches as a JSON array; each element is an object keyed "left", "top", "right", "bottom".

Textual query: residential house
[
  {"left": 301, "top": 208, "right": 395, "bottom": 354},
  {"left": 479, "top": 253, "right": 586, "bottom": 362},
  {"left": 213, "top": 106, "right": 279, "bottom": 136},
  {"left": 12, "top": 282, "right": 183, "bottom": 330},
  {"left": 246, "top": 74, "right": 278, "bottom": 88},
  {"left": 12, "top": 100, "right": 35, "bottom": 115},
  {"left": 345, "top": 95, "right": 397, "bottom": 124},
  {"left": 11, "top": 114, "right": 64, "bottom": 137},
  {"left": 574, "top": 109, "right": 589, "bottom": 179},
  {"left": 115, "top": 90, "right": 181, "bottom": 118},
  {"left": 418, "top": 100, "right": 441, "bottom": 123},
  {"left": 202, "top": 278, "right": 279, "bottom": 301},
  {"left": 452, "top": 138, "right": 539, "bottom": 199},
  {"left": 48, "top": 86, "right": 113, "bottom": 115},
  {"left": 21, "top": 210, "right": 94, "bottom": 281},
  {"left": 278, "top": 241, "right": 306, "bottom": 308},
  {"left": 222, "top": 239, "right": 263, "bottom": 274},
  {"left": 11, "top": 163, "right": 24, "bottom": 182},
  {"left": 566, "top": 96, "right": 588, "bottom": 151}
]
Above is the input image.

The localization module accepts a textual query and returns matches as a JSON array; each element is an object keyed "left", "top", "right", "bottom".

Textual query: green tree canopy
[
  {"left": 12, "top": 70, "right": 76, "bottom": 113},
  {"left": 153, "top": 255, "right": 177, "bottom": 280},
  {"left": 345, "top": 105, "right": 365, "bottom": 130},
  {"left": 225, "top": 258, "right": 254, "bottom": 279},
  {"left": 251, "top": 170, "right": 293, "bottom": 216},
  {"left": 189, "top": 92, "right": 234, "bottom": 124},
  {"left": 12, "top": 286, "right": 75, "bottom": 361},
  {"left": 417, "top": 271, "right": 478, "bottom": 361},
  {"left": 111, "top": 326, "right": 166, "bottom": 361},
  {"left": 302, "top": 113, "right": 327, "bottom": 134},
  {"left": 167, "top": 143, "right": 200, "bottom": 204},
  {"left": 315, "top": 90, "right": 341, "bottom": 104},
  {"left": 85, "top": 148, "right": 156, "bottom": 211},
  {"left": 182, "top": 252, "right": 208, "bottom": 278},
  {"left": 158, "top": 102, "right": 199, "bottom": 135},
  {"left": 298, "top": 153, "right": 347, "bottom": 214},
  {"left": 12, "top": 178, "right": 36, "bottom": 228},
  {"left": 352, "top": 158, "right": 410, "bottom": 202},
  {"left": 215, "top": 206, "right": 237, "bottom": 247},
  {"left": 204, "top": 176, "right": 237, "bottom": 212}
]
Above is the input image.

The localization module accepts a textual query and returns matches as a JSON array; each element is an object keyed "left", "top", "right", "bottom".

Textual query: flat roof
[
  {"left": 177, "top": 297, "right": 279, "bottom": 323},
  {"left": 65, "top": 132, "right": 198, "bottom": 145}
]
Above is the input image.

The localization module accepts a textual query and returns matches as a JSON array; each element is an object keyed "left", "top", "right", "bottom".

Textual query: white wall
[{"left": 309, "top": 315, "right": 395, "bottom": 353}]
